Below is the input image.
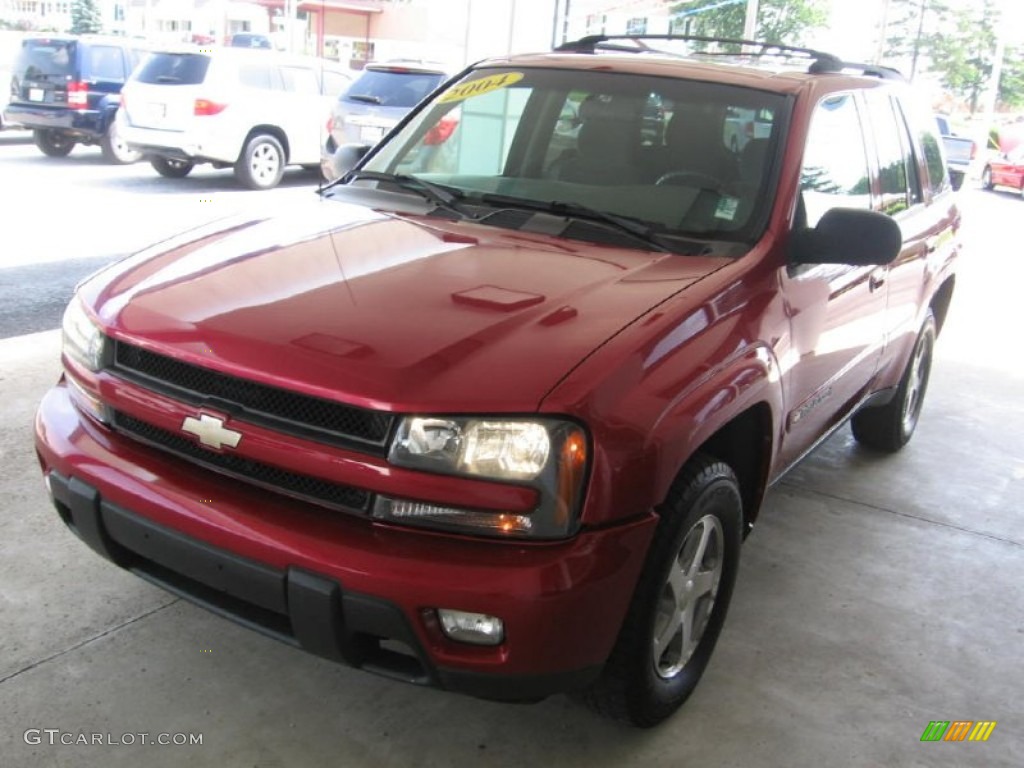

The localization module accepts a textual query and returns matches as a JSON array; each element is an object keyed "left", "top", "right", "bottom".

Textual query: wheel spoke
[
  {"left": 690, "top": 567, "right": 719, "bottom": 600},
  {"left": 653, "top": 605, "right": 683, "bottom": 663},
  {"left": 667, "top": 557, "right": 687, "bottom": 601},
  {"left": 685, "top": 520, "right": 713, "bottom": 578},
  {"left": 679, "top": 599, "right": 698, "bottom": 661}
]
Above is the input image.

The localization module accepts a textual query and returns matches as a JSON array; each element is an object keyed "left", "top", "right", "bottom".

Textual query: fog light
[
  {"left": 437, "top": 609, "right": 504, "bottom": 646},
  {"left": 43, "top": 472, "right": 52, "bottom": 497}
]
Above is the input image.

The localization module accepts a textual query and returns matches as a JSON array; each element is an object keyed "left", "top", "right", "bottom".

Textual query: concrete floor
[{"left": 1, "top": 187, "right": 1021, "bottom": 766}]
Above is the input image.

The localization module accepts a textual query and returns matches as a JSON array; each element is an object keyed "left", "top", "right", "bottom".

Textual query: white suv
[{"left": 118, "top": 48, "right": 352, "bottom": 189}]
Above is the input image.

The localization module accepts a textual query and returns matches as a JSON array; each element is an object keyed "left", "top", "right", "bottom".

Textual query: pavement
[{"left": 0, "top": 186, "right": 1021, "bottom": 766}]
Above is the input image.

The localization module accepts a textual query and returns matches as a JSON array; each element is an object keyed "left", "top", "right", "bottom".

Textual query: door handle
[{"left": 869, "top": 268, "right": 887, "bottom": 292}]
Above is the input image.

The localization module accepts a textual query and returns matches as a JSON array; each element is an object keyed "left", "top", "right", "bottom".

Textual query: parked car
[
  {"left": 935, "top": 114, "right": 975, "bottom": 190},
  {"left": 321, "top": 60, "right": 447, "bottom": 180},
  {"left": 227, "top": 33, "right": 273, "bottom": 50},
  {"left": 118, "top": 48, "right": 352, "bottom": 189},
  {"left": 981, "top": 146, "right": 1024, "bottom": 197},
  {"left": 4, "top": 35, "right": 145, "bottom": 163},
  {"left": 0, "top": 69, "right": 20, "bottom": 130},
  {"left": 36, "top": 35, "right": 960, "bottom": 727}
]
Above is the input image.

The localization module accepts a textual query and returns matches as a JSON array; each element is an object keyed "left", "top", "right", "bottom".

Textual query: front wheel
[
  {"left": 150, "top": 157, "right": 194, "bottom": 178},
  {"left": 235, "top": 133, "right": 285, "bottom": 190},
  {"left": 33, "top": 129, "right": 75, "bottom": 157},
  {"left": 100, "top": 119, "right": 140, "bottom": 164},
  {"left": 578, "top": 455, "right": 742, "bottom": 727},
  {"left": 851, "top": 311, "right": 936, "bottom": 452},
  {"left": 981, "top": 166, "right": 994, "bottom": 190}
]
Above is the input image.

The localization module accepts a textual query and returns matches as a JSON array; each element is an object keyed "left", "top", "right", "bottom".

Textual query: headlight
[
  {"left": 383, "top": 417, "right": 588, "bottom": 539},
  {"left": 62, "top": 298, "right": 106, "bottom": 372}
]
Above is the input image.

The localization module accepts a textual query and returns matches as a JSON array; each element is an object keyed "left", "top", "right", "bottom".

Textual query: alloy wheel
[{"left": 652, "top": 514, "right": 724, "bottom": 679}]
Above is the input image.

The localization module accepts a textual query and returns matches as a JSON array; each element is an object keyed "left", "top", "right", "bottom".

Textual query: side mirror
[
  {"left": 327, "top": 143, "right": 371, "bottom": 182},
  {"left": 790, "top": 208, "right": 902, "bottom": 267}
]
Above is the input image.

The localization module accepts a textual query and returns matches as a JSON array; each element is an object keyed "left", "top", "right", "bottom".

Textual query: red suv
[{"left": 36, "top": 36, "right": 960, "bottom": 726}]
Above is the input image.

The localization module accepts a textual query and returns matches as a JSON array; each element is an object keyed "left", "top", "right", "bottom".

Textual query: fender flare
[{"left": 646, "top": 342, "right": 783, "bottom": 510}]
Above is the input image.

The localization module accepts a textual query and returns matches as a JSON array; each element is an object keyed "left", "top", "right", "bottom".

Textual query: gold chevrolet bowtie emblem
[{"left": 181, "top": 414, "right": 242, "bottom": 450}]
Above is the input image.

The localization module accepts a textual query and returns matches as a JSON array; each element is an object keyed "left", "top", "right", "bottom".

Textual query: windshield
[{"left": 360, "top": 67, "right": 787, "bottom": 243}]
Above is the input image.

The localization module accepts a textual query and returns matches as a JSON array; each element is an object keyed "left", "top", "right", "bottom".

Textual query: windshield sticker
[
  {"left": 714, "top": 196, "right": 740, "bottom": 221},
  {"left": 438, "top": 72, "right": 525, "bottom": 103}
]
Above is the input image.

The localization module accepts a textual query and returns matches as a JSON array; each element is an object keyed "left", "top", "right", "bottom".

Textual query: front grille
[
  {"left": 111, "top": 341, "right": 394, "bottom": 453},
  {"left": 113, "top": 411, "right": 372, "bottom": 514}
]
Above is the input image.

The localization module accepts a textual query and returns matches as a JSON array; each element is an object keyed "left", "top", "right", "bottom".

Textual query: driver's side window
[{"left": 799, "top": 94, "right": 872, "bottom": 228}]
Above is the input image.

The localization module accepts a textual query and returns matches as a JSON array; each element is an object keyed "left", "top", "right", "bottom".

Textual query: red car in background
[{"left": 982, "top": 146, "right": 1024, "bottom": 197}]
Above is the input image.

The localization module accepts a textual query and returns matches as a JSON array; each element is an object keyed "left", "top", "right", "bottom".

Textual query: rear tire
[
  {"left": 578, "top": 455, "right": 742, "bottom": 727},
  {"left": 981, "top": 166, "right": 994, "bottom": 190},
  {"left": 33, "top": 129, "right": 75, "bottom": 157},
  {"left": 851, "top": 311, "right": 936, "bottom": 453},
  {"left": 150, "top": 157, "right": 194, "bottom": 178},
  {"left": 100, "top": 119, "right": 140, "bottom": 165},
  {"left": 235, "top": 133, "right": 285, "bottom": 190}
]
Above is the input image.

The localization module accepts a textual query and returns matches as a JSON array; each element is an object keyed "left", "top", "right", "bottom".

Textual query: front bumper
[{"left": 35, "top": 383, "right": 657, "bottom": 700}]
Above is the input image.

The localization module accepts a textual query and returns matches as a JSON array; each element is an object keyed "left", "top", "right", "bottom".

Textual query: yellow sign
[{"left": 438, "top": 72, "right": 524, "bottom": 103}]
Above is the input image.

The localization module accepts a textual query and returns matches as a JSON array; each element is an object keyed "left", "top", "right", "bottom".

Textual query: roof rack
[{"left": 555, "top": 34, "right": 904, "bottom": 80}]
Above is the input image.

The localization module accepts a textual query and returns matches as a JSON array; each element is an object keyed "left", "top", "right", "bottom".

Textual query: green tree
[
  {"left": 70, "top": 0, "right": 103, "bottom": 35},
  {"left": 882, "top": 0, "right": 950, "bottom": 79},
  {"left": 998, "top": 47, "right": 1024, "bottom": 110},
  {"left": 671, "top": 0, "right": 828, "bottom": 46},
  {"left": 926, "top": 0, "right": 999, "bottom": 114}
]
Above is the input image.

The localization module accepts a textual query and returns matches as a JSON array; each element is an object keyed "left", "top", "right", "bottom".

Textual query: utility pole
[
  {"left": 875, "top": 0, "right": 891, "bottom": 64},
  {"left": 742, "top": 0, "right": 759, "bottom": 40},
  {"left": 910, "top": 0, "right": 926, "bottom": 81},
  {"left": 980, "top": 0, "right": 1008, "bottom": 150}
]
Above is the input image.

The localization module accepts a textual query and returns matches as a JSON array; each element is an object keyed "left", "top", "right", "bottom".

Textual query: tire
[
  {"left": 235, "top": 133, "right": 285, "bottom": 190},
  {"left": 851, "top": 311, "right": 936, "bottom": 453},
  {"left": 150, "top": 157, "right": 194, "bottom": 178},
  {"left": 579, "top": 455, "right": 743, "bottom": 727},
  {"left": 981, "top": 166, "right": 994, "bottom": 190},
  {"left": 100, "top": 119, "right": 140, "bottom": 165},
  {"left": 33, "top": 129, "right": 75, "bottom": 158}
]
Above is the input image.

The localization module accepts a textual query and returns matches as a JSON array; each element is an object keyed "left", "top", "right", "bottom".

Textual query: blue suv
[{"left": 4, "top": 35, "right": 145, "bottom": 164}]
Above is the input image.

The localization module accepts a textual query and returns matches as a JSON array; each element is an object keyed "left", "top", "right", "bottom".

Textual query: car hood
[{"left": 83, "top": 200, "right": 730, "bottom": 413}]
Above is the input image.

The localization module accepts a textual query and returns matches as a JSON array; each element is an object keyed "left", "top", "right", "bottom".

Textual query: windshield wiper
[
  {"left": 473, "top": 193, "right": 674, "bottom": 253},
  {"left": 347, "top": 94, "right": 381, "bottom": 104},
  {"left": 338, "top": 170, "right": 470, "bottom": 219}
]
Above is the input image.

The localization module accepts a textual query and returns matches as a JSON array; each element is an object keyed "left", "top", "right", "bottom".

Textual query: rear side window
[
  {"left": 82, "top": 45, "right": 126, "bottom": 81},
  {"left": 135, "top": 53, "right": 211, "bottom": 85},
  {"left": 280, "top": 66, "right": 319, "bottom": 94},
  {"left": 15, "top": 40, "right": 76, "bottom": 78},
  {"left": 344, "top": 69, "right": 444, "bottom": 107},
  {"left": 865, "top": 92, "right": 916, "bottom": 216},
  {"left": 918, "top": 126, "right": 949, "bottom": 196},
  {"left": 239, "top": 65, "right": 281, "bottom": 91}
]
